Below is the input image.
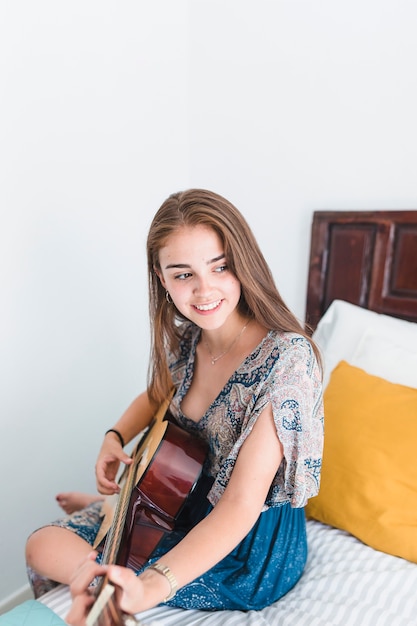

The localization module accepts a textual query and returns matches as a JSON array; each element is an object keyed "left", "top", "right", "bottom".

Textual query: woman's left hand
[
  {"left": 66, "top": 551, "right": 145, "bottom": 625},
  {"left": 66, "top": 552, "right": 107, "bottom": 626}
]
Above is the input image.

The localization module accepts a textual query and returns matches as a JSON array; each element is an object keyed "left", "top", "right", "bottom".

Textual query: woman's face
[{"left": 156, "top": 225, "right": 242, "bottom": 331}]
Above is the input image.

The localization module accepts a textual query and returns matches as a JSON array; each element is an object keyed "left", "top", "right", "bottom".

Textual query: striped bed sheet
[{"left": 39, "top": 519, "right": 417, "bottom": 626}]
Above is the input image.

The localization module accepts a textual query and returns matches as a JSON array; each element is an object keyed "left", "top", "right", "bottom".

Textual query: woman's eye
[
  {"left": 175, "top": 272, "right": 192, "bottom": 280},
  {"left": 215, "top": 264, "right": 228, "bottom": 273}
]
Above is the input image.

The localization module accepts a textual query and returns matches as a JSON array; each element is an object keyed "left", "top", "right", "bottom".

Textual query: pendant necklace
[{"left": 204, "top": 320, "right": 250, "bottom": 366}]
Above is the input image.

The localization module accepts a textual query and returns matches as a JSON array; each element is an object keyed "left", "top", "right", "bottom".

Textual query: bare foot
[{"left": 56, "top": 492, "right": 104, "bottom": 514}]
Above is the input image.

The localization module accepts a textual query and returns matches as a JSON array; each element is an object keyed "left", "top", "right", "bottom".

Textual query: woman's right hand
[
  {"left": 95, "top": 433, "right": 133, "bottom": 495},
  {"left": 94, "top": 391, "right": 156, "bottom": 494},
  {"left": 66, "top": 552, "right": 160, "bottom": 623}
]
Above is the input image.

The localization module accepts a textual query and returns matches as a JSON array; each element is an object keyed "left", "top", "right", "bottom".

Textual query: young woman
[{"left": 26, "top": 189, "right": 324, "bottom": 623}]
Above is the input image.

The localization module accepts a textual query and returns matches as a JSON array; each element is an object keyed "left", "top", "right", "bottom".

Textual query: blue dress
[
  {"left": 160, "top": 324, "right": 323, "bottom": 610},
  {"left": 152, "top": 500, "right": 307, "bottom": 610},
  {"left": 27, "top": 324, "right": 323, "bottom": 610}
]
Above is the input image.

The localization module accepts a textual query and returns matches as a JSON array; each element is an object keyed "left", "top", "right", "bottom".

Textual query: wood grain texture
[{"left": 305, "top": 210, "right": 417, "bottom": 331}]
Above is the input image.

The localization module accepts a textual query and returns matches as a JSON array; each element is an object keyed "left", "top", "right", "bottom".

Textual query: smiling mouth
[{"left": 194, "top": 300, "right": 222, "bottom": 311}]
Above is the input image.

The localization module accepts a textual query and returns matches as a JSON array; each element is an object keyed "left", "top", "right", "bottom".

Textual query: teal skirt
[
  {"left": 155, "top": 502, "right": 307, "bottom": 611},
  {"left": 28, "top": 500, "right": 307, "bottom": 611}
]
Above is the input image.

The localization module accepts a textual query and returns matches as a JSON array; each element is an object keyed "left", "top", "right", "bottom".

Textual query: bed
[{"left": 34, "top": 210, "right": 417, "bottom": 624}]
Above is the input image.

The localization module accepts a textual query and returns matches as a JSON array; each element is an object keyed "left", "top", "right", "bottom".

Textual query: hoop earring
[{"left": 165, "top": 291, "right": 173, "bottom": 304}]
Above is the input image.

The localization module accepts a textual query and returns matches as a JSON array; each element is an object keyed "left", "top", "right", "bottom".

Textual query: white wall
[
  {"left": 189, "top": 0, "right": 417, "bottom": 316},
  {"left": 0, "top": 0, "right": 189, "bottom": 603},
  {"left": 1, "top": 0, "right": 417, "bottom": 606}
]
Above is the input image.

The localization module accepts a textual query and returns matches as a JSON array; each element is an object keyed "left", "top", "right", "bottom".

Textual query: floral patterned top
[{"left": 167, "top": 322, "right": 324, "bottom": 510}]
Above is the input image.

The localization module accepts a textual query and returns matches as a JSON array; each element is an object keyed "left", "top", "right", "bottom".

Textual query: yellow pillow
[{"left": 306, "top": 360, "right": 417, "bottom": 563}]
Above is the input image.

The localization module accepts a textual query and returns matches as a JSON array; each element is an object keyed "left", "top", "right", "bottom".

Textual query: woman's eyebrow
[{"left": 165, "top": 254, "right": 225, "bottom": 270}]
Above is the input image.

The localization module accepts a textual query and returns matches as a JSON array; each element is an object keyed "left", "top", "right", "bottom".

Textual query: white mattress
[{"left": 39, "top": 519, "right": 417, "bottom": 625}]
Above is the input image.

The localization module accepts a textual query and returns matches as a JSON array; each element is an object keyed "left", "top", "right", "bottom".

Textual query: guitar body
[
  {"left": 88, "top": 397, "right": 208, "bottom": 626},
  {"left": 116, "top": 418, "right": 208, "bottom": 570}
]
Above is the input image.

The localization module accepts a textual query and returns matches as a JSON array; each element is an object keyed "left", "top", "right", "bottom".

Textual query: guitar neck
[
  {"left": 87, "top": 391, "right": 182, "bottom": 626},
  {"left": 89, "top": 424, "right": 157, "bottom": 626}
]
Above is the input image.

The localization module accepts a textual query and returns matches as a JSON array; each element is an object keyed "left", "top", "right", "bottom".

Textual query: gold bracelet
[{"left": 148, "top": 562, "right": 178, "bottom": 602}]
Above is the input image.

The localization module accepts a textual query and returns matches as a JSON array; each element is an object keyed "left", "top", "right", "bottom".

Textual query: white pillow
[
  {"left": 312, "top": 300, "right": 417, "bottom": 389},
  {"left": 350, "top": 329, "right": 417, "bottom": 389}
]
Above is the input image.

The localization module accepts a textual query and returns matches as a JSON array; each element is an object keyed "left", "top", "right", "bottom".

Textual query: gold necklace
[{"left": 204, "top": 320, "right": 250, "bottom": 366}]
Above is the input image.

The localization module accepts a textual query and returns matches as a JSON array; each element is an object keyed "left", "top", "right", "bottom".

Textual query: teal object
[{"left": 0, "top": 600, "right": 66, "bottom": 625}]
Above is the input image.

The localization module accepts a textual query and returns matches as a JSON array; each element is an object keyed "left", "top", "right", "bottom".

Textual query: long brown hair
[{"left": 146, "top": 189, "right": 320, "bottom": 404}]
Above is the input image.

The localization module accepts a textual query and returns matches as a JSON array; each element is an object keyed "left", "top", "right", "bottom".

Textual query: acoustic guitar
[{"left": 86, "top": 394, "right": 208, "bottom": 626}]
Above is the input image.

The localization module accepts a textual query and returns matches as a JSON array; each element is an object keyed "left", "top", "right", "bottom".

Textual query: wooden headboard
[{"left": 305, "top": 210, "right": 417, "bottom": 331}]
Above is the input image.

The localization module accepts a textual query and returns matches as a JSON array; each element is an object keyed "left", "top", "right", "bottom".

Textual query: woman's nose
[{"left": 193, "top": 274, "right": 212, "bottom": 295}]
